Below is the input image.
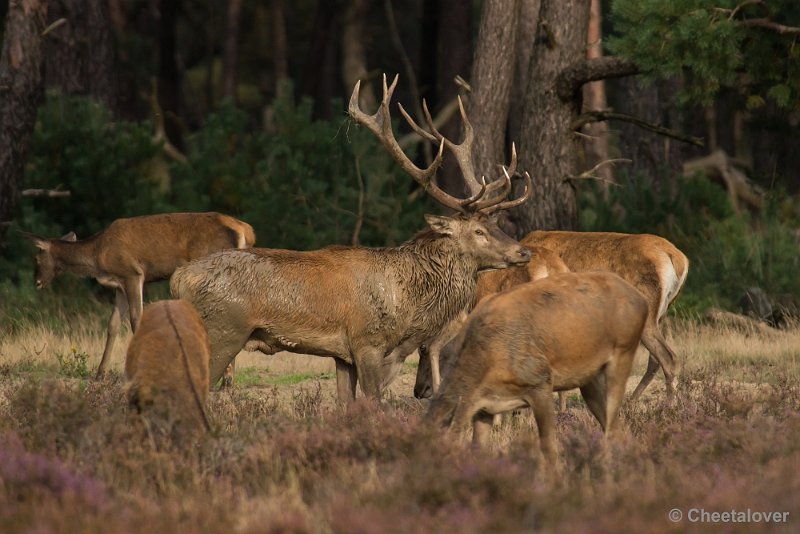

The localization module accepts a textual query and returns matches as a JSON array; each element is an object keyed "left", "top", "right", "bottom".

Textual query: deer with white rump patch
[{"left": 22, "top": 212, "right": 255, "bottom": 378}]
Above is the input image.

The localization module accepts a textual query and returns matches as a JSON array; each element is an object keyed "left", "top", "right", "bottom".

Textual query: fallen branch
[
  {"left": 21, "top": 188, "right": 71, "bottom": 198},
  {"left": 572, "top": 110, "right": 705, "bottom": 147}
]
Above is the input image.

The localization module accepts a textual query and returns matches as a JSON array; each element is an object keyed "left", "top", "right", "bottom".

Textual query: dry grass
[{"left": 1, "top": 317, "right": 799, "bottom": 532}]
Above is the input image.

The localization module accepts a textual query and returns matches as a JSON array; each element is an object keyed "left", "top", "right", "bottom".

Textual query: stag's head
[
  {"left": 349, "top": 74, "right": 533, "bottom": 270},
  {"left": 21, "top": 231, "right": 76, "bottom": 289}
]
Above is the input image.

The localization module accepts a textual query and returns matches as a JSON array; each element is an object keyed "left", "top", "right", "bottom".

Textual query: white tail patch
[
  {"left": 656, "top": 254, "right": 682, "bottom": 323},
  {"left": 236, "top": 231, "right": 247, "bottom": 249}
]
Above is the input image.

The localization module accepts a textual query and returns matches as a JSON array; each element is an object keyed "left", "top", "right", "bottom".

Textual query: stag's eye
[{"left": 475, "top": 229, "right": 484, "bottom": 236}]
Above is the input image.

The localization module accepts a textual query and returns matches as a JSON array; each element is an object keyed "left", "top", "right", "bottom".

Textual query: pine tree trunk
[
  {"left": 581, "top": 0, "right": 612, "bottom": 190},
  {"left": 515, "top": 0, "right": 591, "bottom": 233},
  {"left": 341, "top": 0, "right": 375, "bottom": 110},
  {"left": 272, "top": 0, "right": 288, "bottom": 97},
  {"left": 467, "top": 0, "right": 520, "bottom": 189},
  {"left": 508, "top": 0, "right": 541, "bottom": 145},
  {"left": 158, "top": 0, "right": 183, "bottom": 148},
  {"left": 45, "top": 0, "right": 119, "bottom": 113},
  {"left": 0, "top": 0, "right": 48, "bottom": 244}
]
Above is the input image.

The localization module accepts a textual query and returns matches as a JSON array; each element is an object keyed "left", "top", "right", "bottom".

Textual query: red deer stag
[
  {"left": 520, "top": 231, "right": 688, "bottom": 401},
  {"left": 126, "top": 299, "right": 212, "bottom": 434},
  {"left": 170, "top": 75, "right": 533, "bottom": 402},
  {"left": 22, "top": 212, "right": 255, "bottom": 377},
  {"left": 427, "top": 272, "right": 648, "bottom": 463}
]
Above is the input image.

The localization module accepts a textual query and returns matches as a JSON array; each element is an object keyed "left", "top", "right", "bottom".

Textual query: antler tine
[
  {"left": 397, "top": 102, "right": 438, "bottom": 144},
  {"left": 349, "top": 74, "right": 452, "bottom": 204},
  {"left": 481, "top": 170, "right": 534, "bottom": 215}
]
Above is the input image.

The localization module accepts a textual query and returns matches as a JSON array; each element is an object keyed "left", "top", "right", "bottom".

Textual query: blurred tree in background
[{"left": 1, "top": 0, "right": 799, "bottom": 314}]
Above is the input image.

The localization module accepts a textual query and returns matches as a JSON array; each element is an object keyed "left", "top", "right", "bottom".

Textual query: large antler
[{"left": 349, "top": 74, "right": 532, "bottom": 214}]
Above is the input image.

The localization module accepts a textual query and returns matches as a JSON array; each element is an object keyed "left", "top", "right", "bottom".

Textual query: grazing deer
[
  {"left": 414, "top": 245, "right": 570, "bottom": 399},
  {"left": 126, "top": 299, "right": 212, "bottom": 434},
  {"left": 427, "top": 272, "right": 648, "bottom": 463},
  {"left": 520, "top": 231, "right": 688, "bottom": 401},
  {"left": 22, "top": 212, "right": 255, "bottom": 377},
  {"left": 414, "top": 231, "right": 688, "bottom": 404},
  {"left": 171, "top": 75, "right": 533, "bottom": 402}
]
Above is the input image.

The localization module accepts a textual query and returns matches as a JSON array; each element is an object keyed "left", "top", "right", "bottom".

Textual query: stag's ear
[
  {"left": 61, "top": 231, "right": 77, "bottom": 242},
  {"left": 424, "top": 214, "right": 455, "bottom": 236},
  {"left": 18, "top": 230, "right": 50, "bottom": 250}
]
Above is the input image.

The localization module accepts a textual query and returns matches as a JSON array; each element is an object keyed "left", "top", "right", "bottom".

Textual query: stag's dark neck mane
[
  {"left": 393, "top": 228, "right": 478, "bottom": 334},
  {"left": 51, "top": 233, "right": 103, "bottom": 276}
]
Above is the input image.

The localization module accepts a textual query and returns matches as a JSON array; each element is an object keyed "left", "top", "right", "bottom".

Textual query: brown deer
[
  {"left": 520, "top": 231, "right": 688, "bottom": 401},
  {"left": 414, "top": 244, "right": 570, "bottom": 399},
  {"left": 22, "top": 212, "right": 255, "bottom": 377},
  {"left": 126, "top": 299, "right": 212, "bottom": 434},
  {"left": 414, "top": 231, "right": 688, "bottom": 403},
  {"left": 427, "top": 271, "right": 648, "bottom": 463},
  {"left": 170, "top": 75, "right": 533, "bottom": 402}
]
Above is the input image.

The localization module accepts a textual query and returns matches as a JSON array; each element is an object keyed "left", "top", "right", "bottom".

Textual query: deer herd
[{"left": 22, "top": 75, "right": 688, "bottom": 464}]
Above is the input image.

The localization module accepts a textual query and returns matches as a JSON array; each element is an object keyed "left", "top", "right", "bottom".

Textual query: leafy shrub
[{"left": 580, "top": 172, "right": 800, "bottom": 313}]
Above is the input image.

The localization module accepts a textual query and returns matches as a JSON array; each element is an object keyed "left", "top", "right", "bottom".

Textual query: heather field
[{"left": 1, "top": 317, "right": 799, "bottom": 533}]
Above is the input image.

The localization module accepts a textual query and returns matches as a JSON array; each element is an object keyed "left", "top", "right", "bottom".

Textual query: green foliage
[
  {"left": 54, "top": 346, "right": 90, "bottom": 379},
  {"left": 581, "top": 173, "right": 800, "bottom": 313},
  {"left": 609, "top": 0, "right": 800, "bottom": 109},
  {"left": 171, "top": 89, "right": 433, "bottom": 250}
]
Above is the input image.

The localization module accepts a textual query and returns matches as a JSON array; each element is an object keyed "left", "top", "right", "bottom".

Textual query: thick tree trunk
[
  {"left": 508, "top": 0, "right": 541, "bottom": 145},
  {"left": 341, "top": 0, "right": 375, "bottom": 109},
  {"left": 516, "top": 0, "right": 591, "bottom": 233},
  {"left": 298, "top": 1, "right": 341, "bottom": 119},
  {"left": 45, "top": 0, "right": 118, "bottom": 113},
  {"left": 221, "top": 0, "right": 243, "bottom": 101},
  {"left": 581, "top": 0, "right": 613, "bottom": 189},
  {"left": 467, "top": 0, "right": 520, "bottom": 191},
  {"left": 0, "top": 0, "right": 48, "bottom": 244},
  {"left": 430, "top": 0, "right": 472, "bottom": 197}
]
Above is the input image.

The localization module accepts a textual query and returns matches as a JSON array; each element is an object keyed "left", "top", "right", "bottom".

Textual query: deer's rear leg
[
  {"left": 335, "top": 359, "right": 358, "bottom": 404},
  {"left": 96, "top": 289, "right": 128, "bottom": 378},
  {"left": 528, "top": 385, "right": 558, "bottom": 466},
  {"left": 631, "top": 327, "right": 676, "bottom": 403}
]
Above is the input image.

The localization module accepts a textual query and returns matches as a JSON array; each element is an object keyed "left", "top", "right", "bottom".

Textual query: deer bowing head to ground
[
  {"left": 23, "top": 212, "right": 255, "bottom": 377},
  {"left": 171, "top": 75, "right": 533, "bottom": 402},
  {"left": 427, "top": 271, "right": 648, "bottom": 464}
]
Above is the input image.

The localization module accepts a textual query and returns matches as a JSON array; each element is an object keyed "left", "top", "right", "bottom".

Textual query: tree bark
[
  {"left": 298, "top": 0, "right": 341, "bottom": 119},
  {"left": 430, "top": 0, "right": 473, "bottom": 197},
  {"left": 221, "top": 0, "right": 243, "bottom": 101},
  {"left": 341, "top": 0, "right": 375, "bottom": 110},
  {"left": 516, "top": 0, "right": 591, "bottom": 233},
  {"left": 466, "top": 0, "right": 520, "bottom": 193},
  {"left": 582, "top": 0, "right": 613, "bottom": 190},
  {"left": 0, "top": 0, "right": 48, "bottom": 244},
  {"left": 44, "top": 0, "right": 119, "bottom": 114},
  {"left": 508, "top": 0, "right": 541, "bottom": 146}
]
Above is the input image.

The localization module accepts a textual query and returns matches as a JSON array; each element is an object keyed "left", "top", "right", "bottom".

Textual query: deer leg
[
  {"left": 472, "top": 411, "right": 494, "bottom": 448},
  {"left": 603, "top": 348, "right": 637, "bottom": 436},
  {"left": 96, "top": 289, "right": 128, "bottom": 378},
  {"left": 353, "top": 347, "right": 384, "bottom": 399},
  {"left": 557, "top": 391, "right": 568, "bottom": 412},
  {"left": 631, "top": 326, "right": 676, "bottom": 403},
  {"left": 580, "top": 373, "right": 608, "bottom": 431},
  {"left": 335, "top": 359, "right": 358, "bottom": 404},
  {"left": 528, "top": 385, "right": 558, "bottom": 466},
  {"left": 413, "top": 345, "right": 433, "bottom": 399},
  {"left": 123, "top": 275, "right": 145, "bottom": 332}
]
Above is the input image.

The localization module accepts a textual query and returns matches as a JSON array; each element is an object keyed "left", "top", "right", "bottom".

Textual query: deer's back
[
  {"left": 125, "top": 300, "right": 210, "bottom": 420},
  {"left": 464, "top": 272, "right": 648, "bottom": 389},
  {"left": 98, "top": 212, "right": 254, "bottom": 281}
]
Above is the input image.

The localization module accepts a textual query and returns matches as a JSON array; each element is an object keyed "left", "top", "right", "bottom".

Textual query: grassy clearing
[{"left": 1, "top": 318, "right": 799, "bottom": 532}]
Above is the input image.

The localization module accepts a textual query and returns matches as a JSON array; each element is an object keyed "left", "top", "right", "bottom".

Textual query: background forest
[{"left": 1, "top": 0, "right": 800, "bottom": 324}]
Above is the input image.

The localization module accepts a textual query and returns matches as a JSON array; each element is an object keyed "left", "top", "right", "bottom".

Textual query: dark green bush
[{"left": 580, "top": 172, "right": 800, "bottom": 313}]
